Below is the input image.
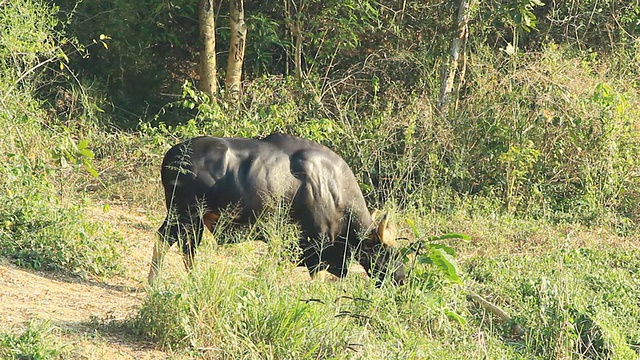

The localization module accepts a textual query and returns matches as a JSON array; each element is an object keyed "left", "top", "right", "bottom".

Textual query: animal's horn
[
  {"left": 377, "top": 212, "right": 397, "bottom": 247},
  {"left": 371, "top": 209, "right": 382, "bottom": 222},
  {"left": 377, "top": 212, "right": 389, "bottom": 233}
]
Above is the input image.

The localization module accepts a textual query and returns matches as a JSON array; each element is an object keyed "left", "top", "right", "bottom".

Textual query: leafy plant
[
  {"left": 404, "top": 219, "right": 468, "bottom": 286},
  {"left": 53, "top": 136, "right": 99, "bottom": 179}
]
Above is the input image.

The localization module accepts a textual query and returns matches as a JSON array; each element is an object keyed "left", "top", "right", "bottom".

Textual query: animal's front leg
[
  {"left": 149, "top": 217, "right": 177, "bottom": 285},
  {"left": 318, "top": 240, "right": 350, "bottom": 279}
]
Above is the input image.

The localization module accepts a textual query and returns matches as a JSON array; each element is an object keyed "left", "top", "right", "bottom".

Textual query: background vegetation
[{"left": 1, "top": 0, "right": 640, "bottom": 358}]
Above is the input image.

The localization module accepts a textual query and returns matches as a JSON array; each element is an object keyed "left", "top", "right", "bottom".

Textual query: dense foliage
[
  {"left": 39, "top": 0, "right": 640, "bottom": 225},
  {"left": 0, "top": 0, "right": 122, "bottom": 276}
]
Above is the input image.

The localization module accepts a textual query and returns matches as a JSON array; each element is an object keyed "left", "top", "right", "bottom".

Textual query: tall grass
[
  {"left": 131, "top": 206, "right": 640, "bottom": 359},
  {"left": 133, "top": 210, "right": 516, "bottom": 359}
]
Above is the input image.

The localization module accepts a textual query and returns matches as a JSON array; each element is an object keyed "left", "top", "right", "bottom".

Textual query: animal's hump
[{"left": 262, "top": 132, "right": 338, "bottom": 156}]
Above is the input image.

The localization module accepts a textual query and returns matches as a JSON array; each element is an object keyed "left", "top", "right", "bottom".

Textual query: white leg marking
[{"left": 148, "top": 239, "right": 169, "bottom": 285}]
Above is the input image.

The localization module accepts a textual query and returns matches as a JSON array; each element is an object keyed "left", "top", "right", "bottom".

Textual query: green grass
[
  {"left": 467, "top": 247, "right": 640, "bottom": 359},
  {"left": 0, "top": 197, "right": 123, "bottom": 276},
  {"left": 128, "top": 207, "right": 640, "bottom": 359},
  {"left": 0, "top": 321, "right": 64, "bottom": 360}
]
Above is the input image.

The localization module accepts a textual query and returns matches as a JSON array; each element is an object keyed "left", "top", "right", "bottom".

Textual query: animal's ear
[{"left": 376, "top": 212, "right": 397, "bottom": 247}]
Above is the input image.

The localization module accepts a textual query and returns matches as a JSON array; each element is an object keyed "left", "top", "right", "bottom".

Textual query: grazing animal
[{"left": 148, "top": 133, "right": 405, "bottom": 286}]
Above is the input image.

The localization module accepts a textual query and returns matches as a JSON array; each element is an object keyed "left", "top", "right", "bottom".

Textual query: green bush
[
  {"left": 0, "top": 0, "right": 61, "bottom": 77},
  {"left": 0, "top": 0, "right": 124, "bottom": 277},
  {"left": 448, "top": 44, "right": 640, "bottom": 222}
]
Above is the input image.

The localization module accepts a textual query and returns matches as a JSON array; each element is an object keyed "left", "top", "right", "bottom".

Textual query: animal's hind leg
[
  {"left": 148, "top": 217, "right": 177, "bottom": 285},
  {"left": 300, "top": 237, "right": 323, "bottom": 277},
  {"left": 148, "top": 237, "right": 170, "bottom": 285}
]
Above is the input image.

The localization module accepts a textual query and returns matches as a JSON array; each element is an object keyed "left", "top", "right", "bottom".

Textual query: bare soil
[{"left": 0, "top": 204, "right": 183, "bottom": 359}]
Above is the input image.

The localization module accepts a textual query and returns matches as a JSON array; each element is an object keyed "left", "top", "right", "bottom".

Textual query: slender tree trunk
[
  {"left": 284, "top": 0, "right": 303, "bottom": 81},
  {"left": 437, "top": 0, "right": 471, "bottom": 115},
  {"left": 293, "top": 15, "right": 303, "bottom": 81},
  {"left": 198, "top": 0, "right": 217, "bottom": 97},
  {"left": 226, "top": 0, "right": 247, "bottom": 101}
]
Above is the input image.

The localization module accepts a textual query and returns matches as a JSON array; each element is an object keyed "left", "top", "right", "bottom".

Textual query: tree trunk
[
  {"left": 437, "top": 0, "right": 471, "bottom": 115},
  {"left": 198, "top": 0, "right": 217, "bottom": 97},
  {"left": 226, "top": 0, "right": 247, "bottom": 101}
]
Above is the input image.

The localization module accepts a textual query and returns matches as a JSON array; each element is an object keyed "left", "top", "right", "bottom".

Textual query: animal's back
[
  {"left": 262, "top": 133, "right": 372, "bottom": 237},
  {"left": 160, "top": 133, "right": 371, "bottom": 233},
  {"left": 161, "top": 136, "right": 297, "bottom": 221}
]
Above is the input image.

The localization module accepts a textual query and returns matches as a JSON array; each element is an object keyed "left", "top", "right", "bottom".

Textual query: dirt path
[{"left": 0, "top": 204, "right": 181, "bottom": 359}]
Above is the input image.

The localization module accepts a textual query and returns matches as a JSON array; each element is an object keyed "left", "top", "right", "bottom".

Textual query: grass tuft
[{"left": 0, "top": 321, "right": 64, "bottom": 360}]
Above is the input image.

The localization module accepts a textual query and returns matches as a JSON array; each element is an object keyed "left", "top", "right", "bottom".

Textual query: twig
[
  {"left": 197, "top": 346, "right": 221, "bottom": 352},
  {"left": 1, "top": 56, "right": 57, "bottom": 104},
  {"left": 301, "top": 298, "right": 325, "bottom": 304},
  {"left": 467, "top": 289, "right": 525, "bottom": 337},
  {"left": 346, "top": 343, "right": 364, "bottom": 352}
]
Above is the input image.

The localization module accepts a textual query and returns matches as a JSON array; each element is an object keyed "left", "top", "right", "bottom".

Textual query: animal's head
[{"left": 359, "top": 212, "right": 406, "bottom": 286}]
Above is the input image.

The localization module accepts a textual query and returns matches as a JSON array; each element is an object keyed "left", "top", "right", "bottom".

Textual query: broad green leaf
[
  {"left": 445, "top": 309, "right": 467, "bottom": 326},
  {"left": 430, "top": 247, "right": 463, "bottom": 285},
  {"left": 84, "top": 162, "right": 99, "bottom": 178},
  {"left": 430, "top": 243, "right": 457, "bottom": 257},
  {"left": 78, "top": 148, "right": 94, "bottom": 159},
  {"left": 416, "top": 254, "right": 433, "bottom": 265}
]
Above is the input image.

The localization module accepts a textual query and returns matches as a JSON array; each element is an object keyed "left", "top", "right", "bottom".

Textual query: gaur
[{"left": 148, "top": 133, "right": 405, "bottom": 286}]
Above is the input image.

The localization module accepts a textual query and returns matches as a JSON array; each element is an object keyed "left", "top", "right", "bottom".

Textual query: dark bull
[{"left": 148, "top": 133, "right": 405, "bottom": 286}]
